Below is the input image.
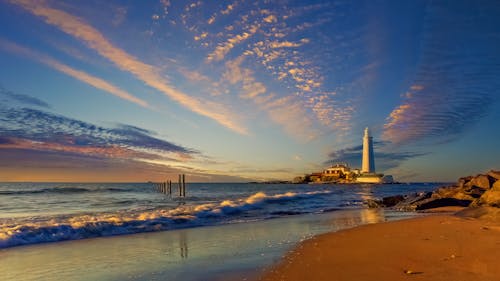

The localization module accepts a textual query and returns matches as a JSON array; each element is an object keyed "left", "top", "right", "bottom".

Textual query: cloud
[
  {"left": 263, "top": 96, "right": 317, "bottom": 141},
  {"left": 263, "top": 14, "right": 277, "bottom": 23},
  {"left": 206, "top": 24, "right": 259, "bottom": 62},
  {"left": 221, "top": 3, "right": 236, "bottom": 15},
  {"left": 0, "top": 87, "right": 252, "bottom": 182},
  {"left": 269, "top": 40, "right": 305, "bottom": 48},
  {"left": 326, "top": 141, "right": 426, "bottom": 171},
  {"left": 0, "top": 39, "right": 149, "bottom": 108},
  {"left": 0, "top": 85, "right": 50, "bottom": 108},
  {"left": 0, "top": 93, "right": 195, "bottom": 161},
  {"left": 0, "top": 148, "right": 250, "bottom": 182},
  {"left": 383, "top": 1, "right": 500, "bottom": 145},
  {"left": 221, "top": 56, "right": 318, "bottom": 141},
  {"left": 10, "top": 0, "right": 247, "bottom": 135},
  {"left": 112, "top": 6, "right": 127, "bottom": 26}
]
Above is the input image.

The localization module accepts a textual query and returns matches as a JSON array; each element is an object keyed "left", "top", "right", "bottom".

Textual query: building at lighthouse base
[{"left": 356, "top": 173, "right": 394, "bottom": 184}]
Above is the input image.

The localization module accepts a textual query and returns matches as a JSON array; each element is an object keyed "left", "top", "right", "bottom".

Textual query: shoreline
[
  {"left": 258, "top": 206, "right": 500, "bottom": 281},
  {"left": 1, "top": 208, "right": 412, "bottom": 281}
]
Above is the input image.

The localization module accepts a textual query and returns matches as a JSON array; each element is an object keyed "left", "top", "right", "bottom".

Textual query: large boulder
[
  {"left": 487, "top": 170, "right": 500, "bottom": 181},
  {"left": 458, "top": 176, "right": 473, "bottom": 188},
  {"left": 392, "top": 192, "right": 433, "bottom": 211},
  {"left": 415, "top": 198, "right": 472, "bottom": 210},
  {"left": 382, "top": 195, "right": 405, "bottom": 207},
  {"left": 365, "top": 199, "right": 382, "bottom": 208},
  {"left": 434, "top": 186, "right": 476, "bottom": 201},
  {"left": 368, "top": 171, "right": 500, "bottom": 211},
  {"left": 467, "top": 174, "right": 492, "bottom": 190},
  {"left": 493, "top": 180, "right": 500, "bottom": 189},
  {"left": 365, "top": 195, "right": 406, "bottom": 208},
  {"left": 473, "top": 180, "right": 500, "bottom": 207}
]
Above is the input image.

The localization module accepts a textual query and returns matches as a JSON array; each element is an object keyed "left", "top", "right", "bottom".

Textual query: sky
[{"left": 0, "top": 0, "right": 499, "bottom": 182}]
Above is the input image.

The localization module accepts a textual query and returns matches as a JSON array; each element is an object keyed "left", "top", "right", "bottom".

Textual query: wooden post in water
[
  {"left": 182, "top": 174, "right": 186, "bottom": 197},
  {"left": 178, "top": 174, "right": 182, "bottom": 197}
]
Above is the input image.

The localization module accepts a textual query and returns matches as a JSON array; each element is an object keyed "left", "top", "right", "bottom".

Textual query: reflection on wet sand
[
  {"left": 0, "top": 209, "right": 416, "bottom": 281},
  {"left": 179, "top": 231, "right": 188, "bottom": 259}
]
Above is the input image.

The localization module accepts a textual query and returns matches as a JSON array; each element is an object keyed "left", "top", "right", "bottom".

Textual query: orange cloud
[
  {"left": 11, "top": 0, "right": 247, "bottom": 135},
  {"left": 263, "top": 14, "right": 277, "bottom": 23},
  {"left": 221, "top": 56, "right": 318, "bottom": 141},
  {"left": 410, "top": 85, "right": 424, "bottom": 91},
  {"left": 0, "top": 39, "right": 149, "bottom": 108},
  {"left": 269, "top": 41, "right": 302, "bottom": 48},
  {"left": 207, "top": 24, "right": 259, "bottom": 62},
  {"left": 383, "top": 103, "right": 416, "bottom": 143},
  {"left": 0, "top": 137, "right": 144, "bottom": 159}
]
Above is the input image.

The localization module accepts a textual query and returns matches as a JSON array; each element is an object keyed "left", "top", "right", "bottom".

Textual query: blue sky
[{"left": 0, "top": 0, "right": 499, "bottom": 182}]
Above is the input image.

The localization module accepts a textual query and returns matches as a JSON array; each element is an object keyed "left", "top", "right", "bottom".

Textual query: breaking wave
[{"left": 0, "top": 190, "right": 331, "bottom": 248}]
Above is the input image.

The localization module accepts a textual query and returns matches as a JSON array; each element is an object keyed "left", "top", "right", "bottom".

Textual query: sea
[{"left": 0, "top": 182, "right": 442, "bottom": 249}]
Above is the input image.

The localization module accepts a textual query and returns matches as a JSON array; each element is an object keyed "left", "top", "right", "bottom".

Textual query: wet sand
[
  {"left": 1, "top": 209, "right": 412, "bottom": 281},
  {"left": 260, "top": 207, "right": 500, "bottom": 281}
]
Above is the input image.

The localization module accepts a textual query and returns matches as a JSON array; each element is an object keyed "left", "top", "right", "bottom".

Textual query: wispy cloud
[
  {"left": 0, "top": 148, "right": 250, "bottom": 182},
  {"left": 0, "top": 85, "right": 50, "bottom": 108},
  {"left": 383, "top": 1, "right": 500, "bottom": 145},
  {"left": 0, "top": 87, "right": 254, "bottom": 182},
  {"left": 0, "top": 107, "right": 195, "bottom": 157},
  {"left": 221, "top": 56, "right": 318, "bottom": 141},
  {"left": 206, "top": 24, "right": 259, "bottom": 62},
  {"left": 10, "top": 0, "right": 247, "bottom": 135},
  {"left": 156, "top": 1, "right": 360, "bottom": 136},
  {"left": 0, "top": 39, "right": 149, "bottom": 108},
  {"left": 0, "top": 89, "right": 195, "bottom": 162}
]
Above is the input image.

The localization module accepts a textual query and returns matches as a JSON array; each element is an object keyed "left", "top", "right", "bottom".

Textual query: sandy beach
[
  {"left": 1, "top": 208, "right": 412, "bottom": 281},
  {"left": 260, "top": 207, "right": 500, "bottom": 281}
]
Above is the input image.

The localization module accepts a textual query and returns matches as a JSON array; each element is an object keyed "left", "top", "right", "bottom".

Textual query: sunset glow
[{"left": 1, "top": 0, "right": 499, "bottom": 182}]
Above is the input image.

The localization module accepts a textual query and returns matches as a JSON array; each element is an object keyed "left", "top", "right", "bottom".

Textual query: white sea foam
[{"left": 0, "top": 190, "right": 331, "bottom": 248}]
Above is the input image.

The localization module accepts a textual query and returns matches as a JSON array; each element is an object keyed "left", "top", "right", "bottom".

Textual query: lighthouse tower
[{"left": 361, "top": 127, "right": 375, "bottom": 173}]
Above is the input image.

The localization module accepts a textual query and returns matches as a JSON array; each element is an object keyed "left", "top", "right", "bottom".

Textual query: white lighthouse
[
  {"left": 361, "top": 127, "right": 375, "bottom": 173},
  {"left": 356, "top": 127, "right": 390, "bottom": 183}
]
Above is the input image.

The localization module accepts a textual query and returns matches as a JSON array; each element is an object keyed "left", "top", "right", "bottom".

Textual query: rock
[
  {"left": 474, "top": 180, "right": 500, "bottom": 207},
  {"left": 487, "top": 170, "right": 500, "bottom": 181},
  {"left": 493, "top": 180, "right": 500, "bottom": 190},
  {"left": 458, "top": 176, "right": 473, "bottom": 188},
  {"left": 392, "top": 192, "right": 433, "bottom": 211},
  {"left": 388, "top": 170, "right": 500, "bottom": 211},
  {"left": 382, "top": 195, "right": 405, "bottom": 207},
  {"left": 366, "top": 199, "right": 382, "bottom": 208},
  {"left": 469, "top": 174, "right": 492, "bottom": 190},
  {"left": 292, "top": 176, "right": 306, "bottom": 184},
  {"left": 434, "top": 186, "right": 476, "bottom": 201},
  {"left": 415, "top": 198, "right": 472, "bottom": 210}
]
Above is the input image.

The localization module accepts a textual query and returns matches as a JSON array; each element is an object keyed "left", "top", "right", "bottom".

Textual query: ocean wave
[
  {"left": 0, "top": 190, "right": 331, "bottom": 248},
  {"left": 0, "top": 187, "right": 89, "bottom": 195},
  {"left": 0, "top": 186, "right": 133, "bottom": 195}
]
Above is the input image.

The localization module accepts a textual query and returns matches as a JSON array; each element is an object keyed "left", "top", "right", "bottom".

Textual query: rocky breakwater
[{"left": 368, "top": 170, "right": 500, "bottom": 211}]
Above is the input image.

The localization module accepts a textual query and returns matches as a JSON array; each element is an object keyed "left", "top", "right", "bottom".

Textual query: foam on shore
[{"left": 0, "top": 190, "right": 331, "bottom": 248}]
